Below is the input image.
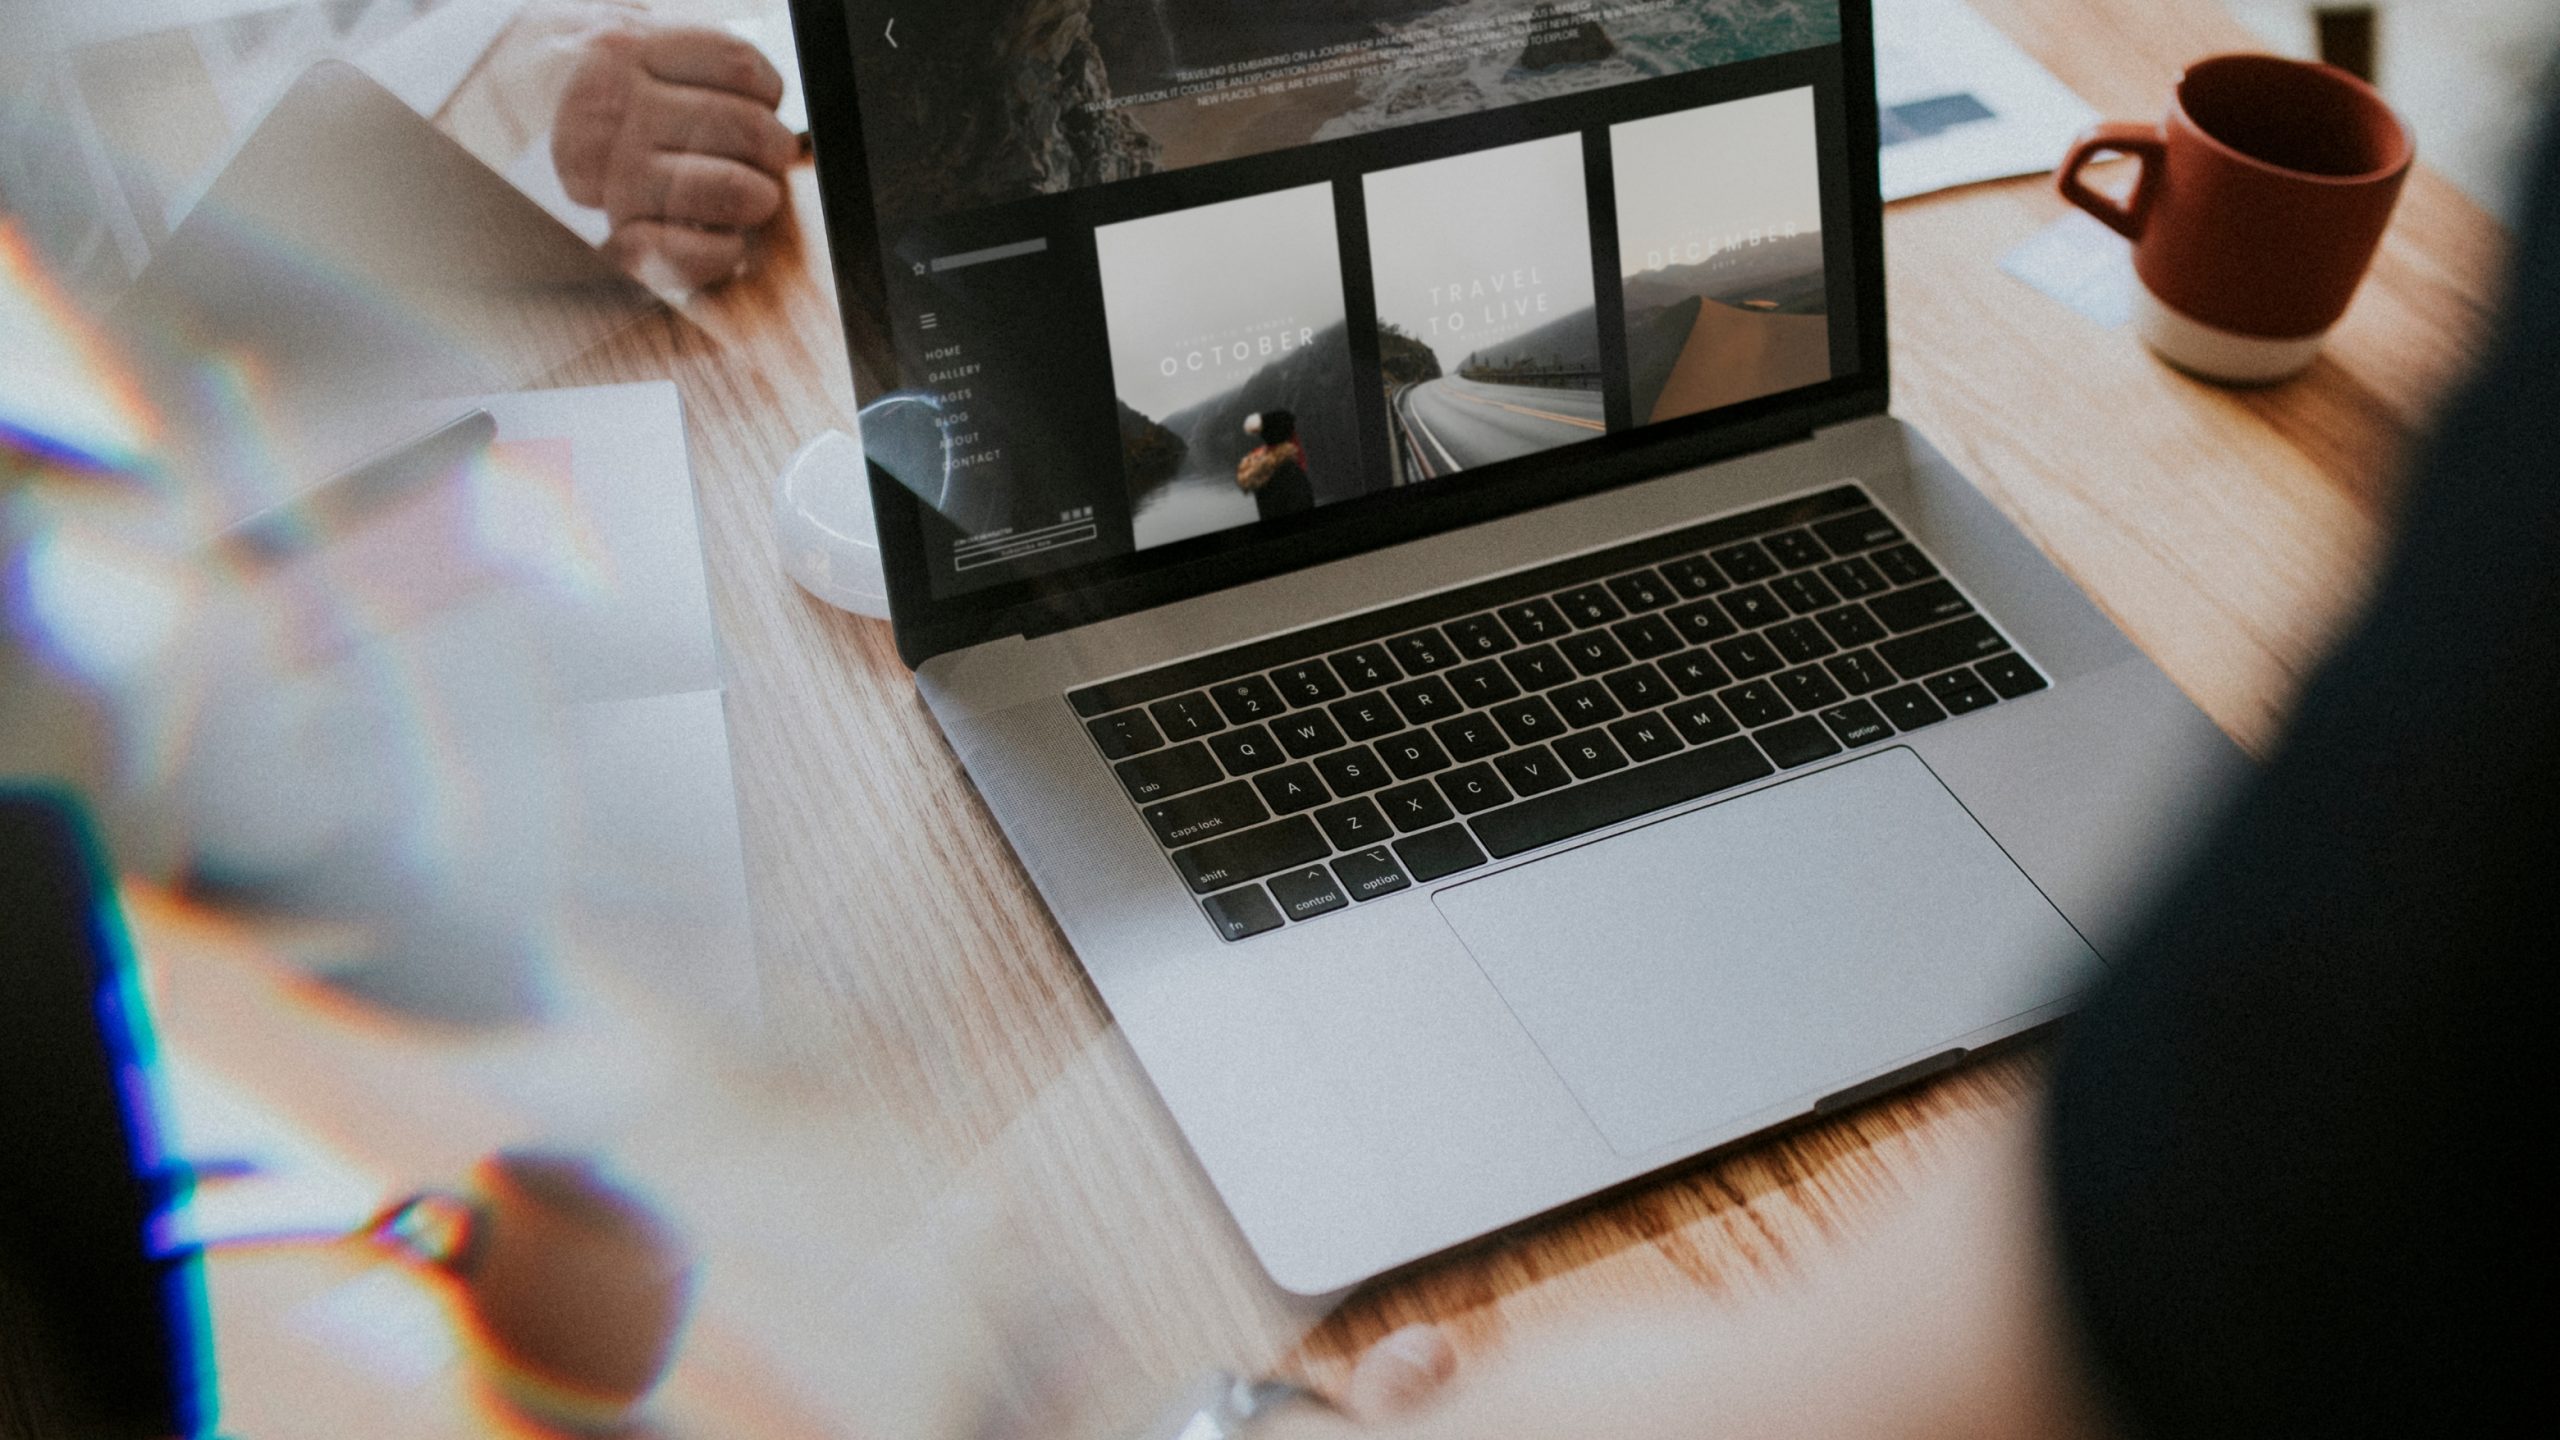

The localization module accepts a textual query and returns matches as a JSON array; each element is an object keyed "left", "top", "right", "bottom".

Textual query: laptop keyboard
[{"left": 1067, "top": 485, "right": 2048, "bottom": 942}]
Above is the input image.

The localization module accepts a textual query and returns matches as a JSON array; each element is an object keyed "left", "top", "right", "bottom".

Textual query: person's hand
[{"left": 551, "top": 23, "right": 797, "bottom": 290}]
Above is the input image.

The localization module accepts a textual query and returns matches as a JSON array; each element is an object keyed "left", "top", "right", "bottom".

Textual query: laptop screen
[{"left": 806, "top": 1, "right": 1872, "bottom": 626}]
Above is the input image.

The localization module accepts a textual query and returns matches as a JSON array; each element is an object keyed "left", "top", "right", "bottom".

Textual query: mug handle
[{"left": 2057, "top": 122, "right": 2168, "bottom": 240}]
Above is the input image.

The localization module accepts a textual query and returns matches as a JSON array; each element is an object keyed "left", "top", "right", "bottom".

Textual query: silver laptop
[{"left": 792, "top": 0, "right": 2244, "bottom": 1293}]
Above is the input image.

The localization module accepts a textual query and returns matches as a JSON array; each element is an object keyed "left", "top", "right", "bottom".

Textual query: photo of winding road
[
  {"left": 1612, "top": 87, "right": 1835, "bottom": 425},
  {"left": 1364, "top": 134, "right": 1603, "bottom": 482}
]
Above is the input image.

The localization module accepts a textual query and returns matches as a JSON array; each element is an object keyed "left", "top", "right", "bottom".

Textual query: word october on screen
[{"left": 836, "top": 1, "right": 1858, "bottom": 599}]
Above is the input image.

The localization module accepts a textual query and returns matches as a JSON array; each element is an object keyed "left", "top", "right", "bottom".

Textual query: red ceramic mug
[{"left": 2057, "top": 53, "right": 2413, "bottom": 384}]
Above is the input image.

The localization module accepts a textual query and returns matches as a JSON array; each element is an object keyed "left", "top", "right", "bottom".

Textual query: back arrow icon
[{"left": 884, "top": 18, "right": 898, "bottom": 47}]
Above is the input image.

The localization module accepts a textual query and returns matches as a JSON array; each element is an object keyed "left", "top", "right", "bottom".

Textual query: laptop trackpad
[{"left": 1433, "top": 748, "right": 2097, "bottom": 1157}]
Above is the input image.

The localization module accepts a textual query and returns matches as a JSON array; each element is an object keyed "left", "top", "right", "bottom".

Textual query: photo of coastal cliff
[
  {"left": 1364, "top": 134, "right": 1604, "bottom": 482},
  {"left": 851, "top": 1, "right": 1843, "bottom": 218},
  {"left": 1611, "top": 87, "right": 1834, "bottom": 424},
  {"left": 1095, "top": 185, "right": 1364, "bottom": 550}
]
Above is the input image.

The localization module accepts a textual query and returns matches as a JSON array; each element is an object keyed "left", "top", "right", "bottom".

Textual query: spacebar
[{"left": 1470, "top": 738, "right": 1775, "bottom": 859}]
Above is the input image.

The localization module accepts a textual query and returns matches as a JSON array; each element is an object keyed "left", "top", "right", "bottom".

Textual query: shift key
[
  {"left": 1875, "top": 616, "right": 2009, "bottom": 681},
  {"left": 1172, "top": 817, "right": 1330, "bottom": 894}
]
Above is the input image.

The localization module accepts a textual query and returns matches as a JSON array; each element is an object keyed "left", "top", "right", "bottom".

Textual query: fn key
[{"left": 1204, "top": 886, "right": 1283, "bottom": 942}]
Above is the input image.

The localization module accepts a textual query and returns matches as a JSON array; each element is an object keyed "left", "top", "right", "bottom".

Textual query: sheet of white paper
[
  {"left": 451, "top": 382, "right": 723, "bottom": 704},
  {"left": 1875, "top": 0, "right": 2099, "bottom": 201},
  {"left": 356, "top": 0, "right": 529, "bottom": 120},
  {"left": 504, "top": 134, "right": 615, "bottom": 247},
  {"left": 2000, "top": 209, "right": 2138, "bottom": 330}
]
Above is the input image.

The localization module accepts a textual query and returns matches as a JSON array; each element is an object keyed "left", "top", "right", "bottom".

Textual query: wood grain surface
[{"left": 141, "top": 1, "right": 2507, "bottom": 1435}]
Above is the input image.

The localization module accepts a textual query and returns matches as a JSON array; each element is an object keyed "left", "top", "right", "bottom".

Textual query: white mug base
[{"left": 2132, "top": 285, "right": 2327, "bottom": 386}]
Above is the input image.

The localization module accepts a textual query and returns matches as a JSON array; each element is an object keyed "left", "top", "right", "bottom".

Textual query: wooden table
[{"left": 145, "top": 0, "right": 2507, "bottom": 1435}]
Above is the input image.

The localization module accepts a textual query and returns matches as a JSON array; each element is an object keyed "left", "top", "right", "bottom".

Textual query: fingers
[
  {"left": 636, "top": 79, "right": 798, "bottom": 178},
  {"left": 603, "top": 220, "right": 750, "bottom": 291},
  {"left": 1338, "top": 1325, "right": 1458, "bottom": 1423},
  {"left": 608, "top": 148, "right": 785, "bottom": 233},
  {"left": 639, "top": 26, "right": 786, "bottom": 107}
]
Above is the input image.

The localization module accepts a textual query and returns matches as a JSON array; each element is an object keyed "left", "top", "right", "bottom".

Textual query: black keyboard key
[
  {"left": 1314, "top": 797, "right": 1394, "bottom": 850},
  {"left": 1814, "top": 604, "right": 1887, "bottom": 649},
  {"left": 1208, "top": 725, "right": 1288, "bottom": 774},
  {"left": 1273, "top": 709, "right": 1349, "bottom": 759},
  {"left": 1660, "top": 649, "right": 1731, "bottom": 696},
  {"left": 1490, "top": 695, "right": 1567, "bottom": 748},
  {"left": 1770, "top": 571, "right": 1840, "bottom": 615},
  {"left": 1869, "top": 579, "right": 1976, "bottom": 634},
  {"left": 1925, "top": 668, "right": 2001, "bottom": 715},
  {"left": 1872, "top": 542, "right": 1940, "bottom": 587},
  {"left": 1211, "top": 675, "right": 1287, "bottom": 725},
  {"left": 1172, "top": 817, "right": 1329, "bottom": 893},
  {"left": 1437, "top": 763, "right": 1515, "bottom": 815},
  {"left": 1396, "top": 824, "right": 1488, "bottom": 882},
  {"left": 1498, "top": 598, "right": 1569, "bottom": 643},
  {"left": 1330, "top": 693, "right": 1404, "bottom": 742},
  {"left": 1755, "top": 716, "right": 1842, "bottom": 769},
  {"left": 1556, "top": 585, "right": 1626, "bottom": 627},
  {"left": 1601, "top": 663, "right": 1675, "bottom": 712},
  {"left": 1775, "top": 664, "right": 1847, "bottom": 712},
  {"left": 1765, "top": 618, "right": 1837, "bottom": 666},
  {"left": 1088, "top": 709, "right": 1162, "bottom": 759},
  {"left": 1329, "top": 644, "right": 1402, "bottom": 692},
  {"left": 1501, "top": 643, "right": 1575, "bottom": 691},
  {"left": 1611, "top": 612, "right": 1684, "bottom": 661},
  {"left": 1709, "top": 541, "right": 1780, "bottom": 583},
  {"left": 1389, "top": 628, "right": 1459, "bottom": 674},
  {"left": 1876, "top": 684, "right": 1949, "bottom": 732},
  {"left": 1609, "top": 711, "right": 1686, "bottom": 763},
  {"left": 1551, "top": 679, "right": 1624, "bottom": 728},
  {"left": 1386, "top": 676, "right": 1463, "bottom": 727},
  {"left": 1666, "top": 599, "right": 1740, "bottom": 645},
  {"left": 1271, "top": 660, "right": 1348, "bottom": 707},
  {"left": 1204, "top": 886, "right": 1284, "bottom": 942},
  {"left": 1556, "top": 731, "right": 1629, "bottom": 779},
  {"left": 1143, "top": 780, "right": 1270, "bottom": 849},
  {"left": 1822, "top": 650, "right": 1894, "bottom": 696},
  {"left": 1710, "top": 632, "right": 1784, "bottom": 680},
  {"left": 1253, "top": 762, "right": 1332, "bottom": 814},
  {"left": 1447, "top": 658, "right": 1522, "bottom": 708},
  {"left": 1471, "top": 738, "right": 1773, "bottom": 859},
  {"left": 1117, "top": 742, "right": 1224, "bottom": 802},
  {"left": 1150, "top": 692, "right": 1225, "bottom": 742},
  {"left": 1877, "top": 617, "right": 2009, "bottom": 680},
  {"left": 1720, "top": 679, "right": 1792, "bottom": 728},
  {"left": 1812, "top": 508, "right": 1903, "bottom": 554},
  {"left": 1268, "top": 864, "right": 1350, "bottom": 921},
  {"left": 1378, "top": 730, "right": 1453, "bottom": 779},
  {"left": 1313, "top": 744, "right": 1393, "bottom": 796},
  {"left": 1764, "top": 528, "right": 1830, "bottom": 569},
  {"left": 1444, "top": 613, "right": 1517, "bottom": 658},
  {"left": 1379, "top": 780, "right": 1456, "bottom": 832},
  {"left": 1660, "top": 553, "right": 1729, "bottom": 598},
  {"left": 1665, "top": 696, "right": 1741, "bottom": 746},
  {"left": 1818, "top": 556, "right": 1890, "bottom": 600},
  {"left": 1493, "top": 745, "right": 1571, "bottom": 796},
  {"left": 1976, "top": 653, "right": 2049, "bottom": 699},
  {"left": 1820, "top": 699, "right": 1894, "bottom": 749},
  {"left": 1561, "top": 630, "right": 1632, "bottom": 676},
  {"left": 1333, "top": 847, "right": 1412, "bottom": 902},
  {"left": 1718, "top": 584, "right": 1785, "bottom": 630},
  {"left": 1433, "top": 712, "right": 1510, "bottom": 763},
  {"left": 1605, "top": 568, "right": 1677, "bottom": 612}
]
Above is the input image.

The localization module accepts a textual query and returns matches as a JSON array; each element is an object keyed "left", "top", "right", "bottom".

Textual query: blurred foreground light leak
[{"left": 0, "top": 219, "right": 162, "bottom": 475}]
